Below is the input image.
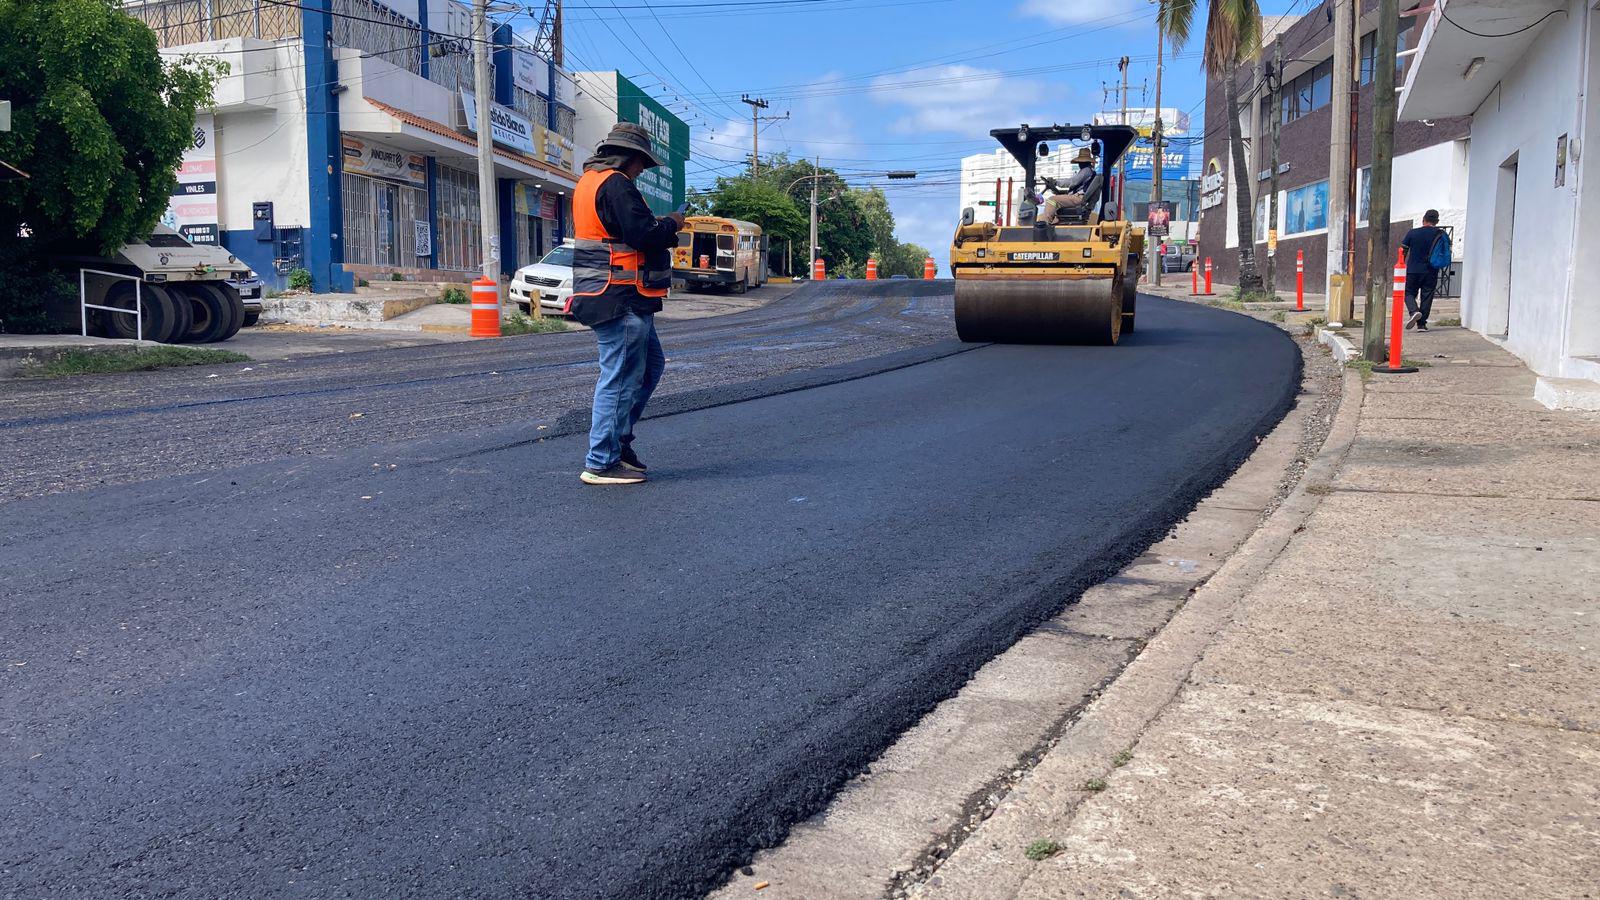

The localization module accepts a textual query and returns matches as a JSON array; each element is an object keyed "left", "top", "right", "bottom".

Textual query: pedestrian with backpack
[{"left": 1399, "top": 209, "right": 1451, "bottom": 331}]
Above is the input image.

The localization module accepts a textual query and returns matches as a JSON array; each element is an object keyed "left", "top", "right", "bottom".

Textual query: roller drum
[{"left": 954, "top": 277, "right": 1123, "bottom": 345}]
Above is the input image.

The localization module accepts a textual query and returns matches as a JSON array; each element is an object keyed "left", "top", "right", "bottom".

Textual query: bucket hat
[
  {"left": 1072, "top": 146, "right": 1096, "bottom": 166},
  {"left": 597, "top": 122, "right": 665, "bottom": 168}
]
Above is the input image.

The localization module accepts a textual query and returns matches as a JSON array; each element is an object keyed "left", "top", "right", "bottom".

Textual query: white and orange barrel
[{"left": 470, "top": 276, "right": 500, "bottom": 338}]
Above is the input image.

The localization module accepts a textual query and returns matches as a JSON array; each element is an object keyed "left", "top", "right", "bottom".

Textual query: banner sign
[
  {"left": 512, "top": 48, "right": 550, "bottom": 97},
  {"left": 162, "top": 113, "right": 218, "bottom": 244},
  {"left": 461, "top": 91, "right": 537, "bottom": 157},
  {"left": 1123, "top": 143, "right": 1190, "bottom": 181},
  {"left": 614, "top": 73, "right": 689, "bottom": 214},
  {"left": 1147, "top": 200, "right": 1172, "bottom": 238},
  {"left": 1200, "top": 158, "right": 1226, "bottom": 212},
  {"left": 341, "top": 136, "right": 426, "bottom": 187},
  {"left": 539, "top": 192, "right": 558, "bottom": 219}
]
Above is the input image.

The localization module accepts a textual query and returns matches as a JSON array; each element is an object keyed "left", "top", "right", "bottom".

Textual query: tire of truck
[
  {"left": 162, "top": 284, "right": 193, "bottom": 344},
  {"left": 242, "top": 311, "right": 260, "bottom": 328},
  {"left": 101, "top": 281, "right": 181, "bottom": 343},
  {"left": 174, "top": 283, "right": 235, "bottom": 343}
]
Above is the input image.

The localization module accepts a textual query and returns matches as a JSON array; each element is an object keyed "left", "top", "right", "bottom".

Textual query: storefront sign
[
  {"left": 614, "top": 73, "right": 688, "bottom": 214},
  {"left": 535, "top": 124, "right": 574, "bottom": 172},
  {"left": 460, "top": 91, "right": 537, "bottom": 157},
  {"left": 539, "top": 192, "right": 558, "bottom": 219},
  {"left": 162, "top": 113, "right": 218, "bottom": 244},
  {"left": 513, "top": 48, "right": 550, "bottom": 97},
  {"left": 341, "top": 136, "right": 426, "bottom": 187},
  {"left": 1200, "top": 158, "right": 1225, "bottom": 212},
  {"left": 554, "top": 70, "right": 576, "bottom": 108},
  {"left": 1123, "top": 144, "right": 1190, "bottom": 181}
]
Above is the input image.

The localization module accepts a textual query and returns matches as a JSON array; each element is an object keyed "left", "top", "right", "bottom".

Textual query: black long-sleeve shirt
[{"left": 569, "top": 171, "right": 681, "bottom": 326}]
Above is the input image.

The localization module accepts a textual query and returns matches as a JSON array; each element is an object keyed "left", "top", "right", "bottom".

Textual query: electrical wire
[{"left": 1438, "top": 5, "right": 1566, "bottom": 39}]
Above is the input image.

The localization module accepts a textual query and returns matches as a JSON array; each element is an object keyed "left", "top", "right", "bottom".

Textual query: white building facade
[
  {"left": 1401, "top": 0, "right": 1600, "bottom": 408},
  {"left": 124, "top": 0, "right": 580, "bottom": 291}
]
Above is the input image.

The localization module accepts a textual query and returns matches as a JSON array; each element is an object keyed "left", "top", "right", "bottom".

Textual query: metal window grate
[
  {"left": 330, "top": 0, "right": 421, "bottom": 75},
  {"left": 123, "top": 0, "right": 301, "bottom": 46}
]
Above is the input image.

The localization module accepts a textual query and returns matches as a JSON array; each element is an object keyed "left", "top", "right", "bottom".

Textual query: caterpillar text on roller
[{"left": 949, "top": 123, "right": 1144, "bottom": 344}]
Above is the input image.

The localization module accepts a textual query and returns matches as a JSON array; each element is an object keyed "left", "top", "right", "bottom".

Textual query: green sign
[{"left": 613, "top": 73, "right": 689, "bottom": 215}]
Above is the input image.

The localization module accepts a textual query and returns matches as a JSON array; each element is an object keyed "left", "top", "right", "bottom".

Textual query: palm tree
[{"left": 1161, "top": 0, "right": 1265, "bottom": 293}]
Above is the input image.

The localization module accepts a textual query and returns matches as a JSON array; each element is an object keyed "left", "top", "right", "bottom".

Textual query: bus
[{"left": 673, "top": 216, "right": 768, "bottom": 293}]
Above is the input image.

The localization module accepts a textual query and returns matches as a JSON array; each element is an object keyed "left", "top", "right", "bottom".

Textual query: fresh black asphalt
[{"left": 0, "top": 289, "right": 1301, "bottom": 898}]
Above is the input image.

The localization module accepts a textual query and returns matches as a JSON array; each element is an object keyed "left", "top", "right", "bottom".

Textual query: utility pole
[
  {"left": 471, "top": 0, "right": 499, "bottom": 282},
  {"left": 1151, "top": 17, "right": 1164, "bottom": 286},
  {"left": 810, "top": 155, "right": 819, "bottom": 272},
  {"left": 1118, "top": 56, "right": 1130, "bottom": 196},
  {"left": 1326, "top": 0, "right": 1354, "bottom": 315},
  {"left": 741, "top": 95, "right": 768, "bottom": 176},
  {"left": 1363, "top": 0, "right": 1400, "bottom": 363},
  {"left": 1266, "top": 40, "right": 1282, "bottom": 297}
]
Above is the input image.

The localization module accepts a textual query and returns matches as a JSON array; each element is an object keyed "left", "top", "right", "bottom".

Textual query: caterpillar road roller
[{"left": 950, "top": 124, "right": 1144, "bottom": 344}]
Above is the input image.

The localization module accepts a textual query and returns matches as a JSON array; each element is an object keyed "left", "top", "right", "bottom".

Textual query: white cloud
[
  {"left": 869, "top": 65, "right": 1060, "bottom": 137},
  {"left": 1017, "top": 0, "right": 1146, "bottom": 27}
]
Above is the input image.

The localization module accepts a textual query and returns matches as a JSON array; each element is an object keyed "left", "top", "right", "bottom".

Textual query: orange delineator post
[
  {"left": 470, "top": 276, "right": 500, "bottom": 338},
  {"left": 923, "top": 257, "right": 937, "bottom": 280},
  {"left": 1375, "top": 248, "right": 1418, "bottom": 374},
  {"left": 1203, "top": 257, "right": 1214, "bottom": 296},
  {"left": 813, "top": 257, "right": 826, "bottom": 280},
  {"left": 865, "top": 258, "right": 878, "bottom": 280},
  {"left": 1191, "top": 261, "right": 1199, "bottom": 295},
  {"left": 1296, "top": 249, "right": 1305, "bottom": 311}
]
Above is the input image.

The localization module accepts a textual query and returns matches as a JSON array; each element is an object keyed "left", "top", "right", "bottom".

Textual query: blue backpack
[{"left": 1428, "top": 230, "right": 1452, "bottom": 270}]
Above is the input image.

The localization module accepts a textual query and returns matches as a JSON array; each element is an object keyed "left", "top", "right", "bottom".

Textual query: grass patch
[
  {"left": 1025, "top": 839, "right": 1064, "bottom": 862},
  {"left": 502, "top": 313, "right": 571, "bottom": 335},
  {"left": 1208, "top": 299, "right": 1247, "bottom": 312},
  {"left": 24, "top": 345, "right": 249, "bottom": 378},
  {"left": 1111, "top": 749, "right": 1134, "bottom": 768},
  {"left": 1271, "top": 310, "right": 1287, "bottom": 322},
  {"left": 1083, "top": 777, "right": 1108, "bottom": 792},
  {"left": 1436, "top": 317, "right": 1461, "bottom": 326}
]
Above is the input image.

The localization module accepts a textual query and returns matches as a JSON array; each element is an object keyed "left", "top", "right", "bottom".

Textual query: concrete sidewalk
[{"left": 918, "top": 326, "right": 1600, "bottom": 897}]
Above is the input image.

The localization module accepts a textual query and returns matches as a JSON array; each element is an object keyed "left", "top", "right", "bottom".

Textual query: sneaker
[
  {"left": 580, "top": 464, "right": 646, "bottom": 485},
  {"left": 1416, "top": 324, "right": 1429, "bottom": 332},
  {"left": 1405, "top": 311, "right": 1422, "bottom": 330},
  {"left": 619, "top": 444, "right": 648, "bottom": 473}
]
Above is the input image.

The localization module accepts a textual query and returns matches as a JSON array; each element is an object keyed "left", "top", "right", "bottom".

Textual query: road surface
[{"left": 0, "top": 285, "right": 1300, "bottom": 898}]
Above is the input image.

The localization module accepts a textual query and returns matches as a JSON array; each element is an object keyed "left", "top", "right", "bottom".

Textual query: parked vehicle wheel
[
  {"left": 734, "top": 275, "right": 748, "bottom": 295},
  {"left": 101, "top": 281, "right": 181, "bottom": 343},
  {"left": 242, "top": 311, "right": 260, "bottom": 328},
  {"left": 212, "top": 285, "right": 247, "bottom": 342},
  {"left": 176, "top": 283, "right": 237, "bottom": 343}
]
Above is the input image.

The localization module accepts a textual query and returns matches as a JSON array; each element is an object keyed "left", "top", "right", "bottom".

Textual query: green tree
[
  {"left": 882, "top": 241, "right": 932, "bottom": 279},
  {"left": 1161, "top": 0, "right": 1264, "bottom": 293},
  {"left": 817, "top": 192, "right": 874, "bottom": 278},
  {"left": 0, "top": 0, "right": 220, "bottom": 258},
  {"left": 709, "top": 179, "right": 807, "bottom": 251}
]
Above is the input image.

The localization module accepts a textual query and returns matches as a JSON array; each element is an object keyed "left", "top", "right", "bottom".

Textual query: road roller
[{"left": 950, "top": 124, "right": 1145, "bottom": 344}]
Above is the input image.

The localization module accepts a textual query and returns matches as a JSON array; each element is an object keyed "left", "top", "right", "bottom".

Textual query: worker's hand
[{"left": 665, "top": 211, "right": 687, "bottom": 227}]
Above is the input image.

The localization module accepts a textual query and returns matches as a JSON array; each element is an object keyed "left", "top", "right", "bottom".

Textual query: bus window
[{"left": 677, "top": 232, "right": 692, "bottom": 248}]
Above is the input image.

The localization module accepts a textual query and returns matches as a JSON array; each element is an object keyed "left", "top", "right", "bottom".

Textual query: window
[
  {"left": 435, "top": 165, "right": 483, "bottom": 272},
  {"left": 556, "top": 106, "right": 576, "bottom": 140},
  {"left": 1285, "top": 180, "right": 1330, "bottom": 234},
  {"left": 342, "top": 172, "right": 426, "bottom": 268},
  {"left": 1280, "top": 59, "right": 1334, "bottom": 125},
  {"left": 1357, "top": 166, "right": 1372, "bottom": 225},
  {"left": 1255, "top": 195, "right": 1268, "bottom": 243},
  {"left": 514, "top": 86, "right": 549, "bottom": 126},
  {"left": 1359, "top": 18, "right": 1414, "bottom": 85}
]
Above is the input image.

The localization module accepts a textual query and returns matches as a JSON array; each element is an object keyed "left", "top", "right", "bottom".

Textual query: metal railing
[
  {"left": 331, "top": 0, "right": 422, "bottom": 75},
  {"left": 80, "top": 269, "right": 145, "bottom": 342},
  {"left": 123, "top": 0, "right": 301, "bottom": 47}
]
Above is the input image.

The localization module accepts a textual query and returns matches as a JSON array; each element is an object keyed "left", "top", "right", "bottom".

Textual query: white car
[{"left": 510, "top": 241, "right": 575, "bottom": 315}]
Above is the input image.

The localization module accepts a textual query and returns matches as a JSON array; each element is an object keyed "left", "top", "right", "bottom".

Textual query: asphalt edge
[
  {"left": 908, "top": 360, "right": 1366, "bottom": 898},
  {"left": 704, "top": 300, "right": 1325, "bottom": 900}
]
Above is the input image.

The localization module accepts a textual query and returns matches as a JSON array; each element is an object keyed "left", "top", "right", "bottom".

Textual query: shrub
[
  {"left": 440, "top": 286, "right": 468, "bottom": 304},
  {"left": 287, "top": 268, "right": 312, "bottom": 291}
]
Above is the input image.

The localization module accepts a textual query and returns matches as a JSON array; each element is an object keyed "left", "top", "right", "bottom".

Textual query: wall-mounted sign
[
  {"left": 539, "top": 192, "right": 558, "bottom": 219},
  {"left": 513, "top": 48, "right": 550, "bottom": 97},
  {"left": 162, "top": 113, "right": 218, "bottom": 244},
  {"left": 1200, "top": 158, "right": 1225, "bottom": 212},
  {"left": 414, "top": 220, "right": 432, "bottom": 257},
  {"left": 554, "top": 70, "right": 577, "bottom": 108},
  {"left": 341, "top": 136, "right": 426, "bottom": 187},
  {"left": 461, "top": 90, "right": 536, "bottom": 157}
]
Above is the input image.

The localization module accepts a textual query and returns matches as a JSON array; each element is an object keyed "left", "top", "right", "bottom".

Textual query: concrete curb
[
  {"left": 1316, "top": 325, "right": 1361, "bottom": 363},
  {"left": 911, "top": 364, "right": 1366, "bottom": 898}
]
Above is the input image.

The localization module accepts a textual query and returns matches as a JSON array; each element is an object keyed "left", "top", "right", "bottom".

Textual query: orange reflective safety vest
[{"left": 568, "top": 168, "right": 670, "bottom": 318}]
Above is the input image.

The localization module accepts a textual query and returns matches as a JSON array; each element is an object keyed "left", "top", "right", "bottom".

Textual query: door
[
  {"left": 717, "top": 233, "right": 736, "bottom": 272},
  {"left": 1487, "top": 154, "right": 1518, "bottom": 337},
  {"left": 375, "top": 182, "right": 398, "bottom": 268}
]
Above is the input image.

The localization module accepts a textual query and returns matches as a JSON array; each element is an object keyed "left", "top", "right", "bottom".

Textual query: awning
[
  {"left": 344, "top": 98, "right": 578, "bottom": 190},
  {"left": 1398, "top": 0, "right": 1567, "bottom": 120}
]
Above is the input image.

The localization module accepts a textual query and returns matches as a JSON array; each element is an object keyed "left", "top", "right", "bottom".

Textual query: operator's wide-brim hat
[
  {"left": 596, "top": 122, "right": 665, "bottom": 168},
  {"left": 1072, "top": 147, "right": 1096, "bottom": 165}
]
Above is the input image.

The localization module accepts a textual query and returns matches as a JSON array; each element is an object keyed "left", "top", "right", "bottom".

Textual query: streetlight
[{"left": 786, "top": 163, "right": 916, "bottom": 275}]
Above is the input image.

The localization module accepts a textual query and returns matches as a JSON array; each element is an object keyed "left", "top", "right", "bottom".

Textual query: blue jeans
[{"left": 586, "top": 311, "right": 664, "bottom": 470}]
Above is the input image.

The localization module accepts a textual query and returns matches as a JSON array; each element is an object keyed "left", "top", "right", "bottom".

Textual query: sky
[{"left": 519, "top": 0, "right": 1306, "bottom": 268}]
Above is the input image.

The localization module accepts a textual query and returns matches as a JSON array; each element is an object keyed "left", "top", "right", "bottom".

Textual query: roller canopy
[{"left": 991, "top": 124, "right": 1139, "bottom": 209}]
